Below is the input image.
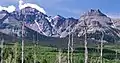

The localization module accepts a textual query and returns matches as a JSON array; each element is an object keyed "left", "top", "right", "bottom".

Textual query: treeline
[{"left": 1, "top": 42, "right": 120, "bottom": 63}]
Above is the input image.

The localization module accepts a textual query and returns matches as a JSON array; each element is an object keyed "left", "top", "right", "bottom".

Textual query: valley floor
[{"left": 0, "top": 42, "right": 120, "bottom": 63}]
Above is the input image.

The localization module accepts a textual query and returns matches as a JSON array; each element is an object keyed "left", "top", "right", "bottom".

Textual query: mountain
[
  {"left": 21, "top": 7, "right": 52, "bottom": 36},
  {"left": 111, "top": 18, "right": 120, "bottom": 29},
  {"left": 0, "top": 7, "right": 120, "bottom": 47},
  {"left": 74, "top": 9, "right": 120, "bottom": 43},
  {"left": 51, "top": 15, "right": 78, "bottom": 37},
  {"left": 0, "top": 7, "right": 78, "bottom": 37}
]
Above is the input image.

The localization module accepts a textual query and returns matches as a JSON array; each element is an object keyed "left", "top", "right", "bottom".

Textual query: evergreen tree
[{"left": 42, "top": 59, "right": 47, "bottom": 63}]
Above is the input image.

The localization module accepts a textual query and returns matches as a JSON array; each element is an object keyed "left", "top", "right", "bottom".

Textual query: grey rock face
[
  {"left": 0, "top": 8, "right": 120, "bottom": 43},
  {"left": 0, "top": 7, "right": 78, "bottom": 38},
  {"left": 20, "top": 7, "right": 52, "bottom": 37},
  {"left": 74, "top": 9, "right": 120, "bottom": 42},
  {"left": 51, "top": 15, "right": 78, "bottom": 38}
]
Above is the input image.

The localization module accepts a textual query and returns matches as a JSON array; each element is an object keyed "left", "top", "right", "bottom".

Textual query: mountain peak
[
  {"left": 53, "top": 15, "right": 65, "bottom": 20},
  {"left": 21, "top": 6, "right": 39, "bottom": 13},
  {"left": 82, "top": 9, "right": 106, "bottom": 17},
  {"left": 19, "top": 0, "right": 46, "bottom": 14}
]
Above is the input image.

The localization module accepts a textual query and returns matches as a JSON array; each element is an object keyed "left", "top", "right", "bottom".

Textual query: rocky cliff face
[
  {"left": 0, "top": 7, "right": 78, "bottom": 38},
  {"left": 0, "top": 8, "right": 120, "bottom": 43},
  {"left": 74, "top": 9, "right": 120, "bottom": 42},
  {"left": 51, "top": 15, "right": 78, "bottom": 37}
]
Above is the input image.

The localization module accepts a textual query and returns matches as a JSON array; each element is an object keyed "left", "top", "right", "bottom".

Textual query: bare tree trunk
[
  {"left": 84, "top": 27, "right": 88, "bottom": 63},
  {"left": 68, "top": 33, "right": 70, "bottom": 63},
  {"left": 100, "top": 31, "right": 104, "bottom": 63},
  {"left": 68, "top": 27, "right": 71, "bottom": 63},
  {"left": 71, "top": 33, "right": 74, "bottom": 63},
  {"left": 33, "top": 33, "right": 37, "bottom": 63},
  {"left": 1, "top": 38, "right": 4, "bottom": 63},
  {"left": 21, "top": 23, "right": 24, "bottom": 63},
  {"left": 97, "top": 44, "right": 100, "bottom": 54},
  {"left": 58, "top": 49, "right": 62, "bottom": 63}
]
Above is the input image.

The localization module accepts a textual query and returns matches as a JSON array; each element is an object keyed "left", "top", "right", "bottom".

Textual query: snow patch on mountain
[
  {"left": 45, "top": 17, "right": 52, "bottom": 22},
  {"left": 53, "top": 15, "right": 60, "bottom": 20}
]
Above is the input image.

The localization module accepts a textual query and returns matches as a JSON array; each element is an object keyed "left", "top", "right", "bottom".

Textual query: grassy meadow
[{"left": 0, "top": 42, "right": 120, "bottom": 63}]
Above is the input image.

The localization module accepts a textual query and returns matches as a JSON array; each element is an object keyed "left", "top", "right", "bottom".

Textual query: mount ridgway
[{"left": 0, "top": 7, "right": 120, "bottom": 46}]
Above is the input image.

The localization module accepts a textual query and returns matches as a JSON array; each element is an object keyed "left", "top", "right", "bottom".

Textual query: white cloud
[{"left": 0, "top": 5, "right": 16, "bottom": 12}]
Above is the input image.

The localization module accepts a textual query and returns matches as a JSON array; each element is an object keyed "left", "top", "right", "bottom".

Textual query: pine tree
[
  {"left": 13, "top": 42, "right": 20, "bottom": 63},
  {"left": 42, "top": 59, "right": 47, "bottom": 63}
]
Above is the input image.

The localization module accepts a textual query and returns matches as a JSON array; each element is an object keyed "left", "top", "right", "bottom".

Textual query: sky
[{"left": 0, "top": 0, "right": 120, "bottom": 18}]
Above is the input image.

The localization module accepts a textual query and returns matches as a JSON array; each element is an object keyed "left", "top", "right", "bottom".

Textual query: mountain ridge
[{"left": 0, "top": 7, "right": 120, "bottom": 43}]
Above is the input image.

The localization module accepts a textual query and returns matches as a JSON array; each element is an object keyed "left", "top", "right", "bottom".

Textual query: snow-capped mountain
[
  {"left": 0, "top": 3, "right": 120, "bottom": 43},
  {"left": 0, "top": 6, "right": 78, "bottom": 38}
]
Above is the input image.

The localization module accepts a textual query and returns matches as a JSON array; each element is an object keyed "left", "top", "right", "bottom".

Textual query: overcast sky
[{"left": 0, "top": 0, "right": 120, "bottom": 18}]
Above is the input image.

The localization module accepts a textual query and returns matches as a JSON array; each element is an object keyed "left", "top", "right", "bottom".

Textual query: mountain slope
[
  {"left": 0, "top": 8, "right": 120, "bottom": 46},
  {"left": 74, "top": 9, "right": 120, "bottom": 42}
]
